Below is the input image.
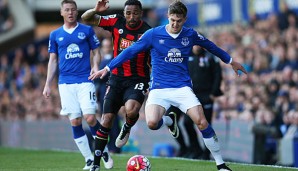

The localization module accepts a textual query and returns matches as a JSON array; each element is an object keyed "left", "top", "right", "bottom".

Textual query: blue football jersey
[
  {"left": 107, "top": 25, "right": 231, "bottom": 90},
  {"left": 48, "top": 23, "right": 100, "bottom": 84}
]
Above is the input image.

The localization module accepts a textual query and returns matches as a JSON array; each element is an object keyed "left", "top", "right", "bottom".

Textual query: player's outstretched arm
[
  {"left": 230, "top": 60, "right": 247, "bottom": 76},
  {"left": 90, "top": 47, "right": 101, "bottom": 75},
  {"left": 81, "top": 0, "right": 109, "bottom": 25}
]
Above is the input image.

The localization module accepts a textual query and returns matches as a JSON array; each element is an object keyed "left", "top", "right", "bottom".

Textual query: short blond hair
[{"left": 61, "top": 0, "right": 77, "bottom": 9}]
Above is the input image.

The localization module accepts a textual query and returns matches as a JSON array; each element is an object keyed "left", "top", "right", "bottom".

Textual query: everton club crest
[{"left": 181, "top": 37, "right": 189, "bottom": 46}]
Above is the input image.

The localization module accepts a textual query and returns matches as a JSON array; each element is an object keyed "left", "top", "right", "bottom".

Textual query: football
[{"left": 126, "top": 155, "right": 151, "bottom": 171}]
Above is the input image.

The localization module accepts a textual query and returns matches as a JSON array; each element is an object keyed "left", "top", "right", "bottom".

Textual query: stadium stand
[
  {"left": 0, "top": 0, "right": 13, "bottom": 34},
  {"left": 0, "top": 0, "right": 35, "bottom": 54}
]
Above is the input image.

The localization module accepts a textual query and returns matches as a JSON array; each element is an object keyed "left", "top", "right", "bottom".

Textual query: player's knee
[
  {"left": 70, "top": 117, "right": 83, "bottom": 126},
  {"left": 147, "top": 120, "right": 158, "bottom": 130},
  {"left": 201, "top": 120, "right": 209, "bottom": 128},
  {"left": 84, "top": 115, "right": 96, "bottom": 125},
  {"left": 195, "top": 119, "right": 209, "bottom": 130},
  {"left": 125, "top": 107, "right": 140, "bottom": 116},
  {"left": 126, "top": 109, "right": 139, "bottom": 118},
  {"left": 125, "top": 100, "right": 141, "bottom": 113}
]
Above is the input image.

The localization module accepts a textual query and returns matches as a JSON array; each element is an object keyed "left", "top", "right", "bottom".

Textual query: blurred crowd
[
  {"left": 0, "top": 3, "right": 298, "bottom": 165},
  {"left": 0, "top": 43, "right": 59, "bottom": 121},
  {"left": 207, "top": 5, "right": 298, "bottom": 164},
  {"left": 209, "top": 4, "right": 298, "bottom": 135},
  {"left": 0, "top": 0, "right": 14, "bottom": 33}
]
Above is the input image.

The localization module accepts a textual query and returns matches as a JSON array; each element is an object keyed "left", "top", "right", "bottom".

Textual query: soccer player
[
  {"left": 89, "top": 1, "right": 247, "bottom": 170},
  {"left": 81, "top": 0, "right": 151, "bottom": 170},
  {"left": 42, "top": 0, "right": 113, "bottom": 170}
]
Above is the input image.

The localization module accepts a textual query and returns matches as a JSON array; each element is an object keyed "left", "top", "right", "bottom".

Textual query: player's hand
[
  {"left": 230, "top": 61, "right": 247, "bottom": 76},
  {"left": 43, "top": 85, "right": 51, "bottom": 99},
  {"left": 94, "top": 0, "right": 109, "bottom": 12},
  {"left": 88, "top": 67, "right": 109, "bottom": 80},
  {"left": 90, "top": 65, "right": 99, "bottom": 75}
]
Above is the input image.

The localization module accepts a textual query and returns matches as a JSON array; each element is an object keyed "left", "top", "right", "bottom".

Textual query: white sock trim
[
  {"left": 203, "top": 136, "right": 225, "bottom": 165},
  {"left": 74, "top": 135, "right": 93, "bottom": 161}
]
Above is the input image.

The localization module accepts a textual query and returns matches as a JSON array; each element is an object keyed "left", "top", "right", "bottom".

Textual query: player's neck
[
  {"left": 166, "top": 24, "right": 182, "bottom": 34},
  {"left": 64, "top": 22, "right": 78, "bottom": 29},
  {"left": 166, "top": 24, "right": 182, "bottom": 38},
  {"left": 63, "top": 22, "right": 79, "bottom": 34}
]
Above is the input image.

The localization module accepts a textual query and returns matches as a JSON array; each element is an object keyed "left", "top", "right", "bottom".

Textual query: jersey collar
[{"left": 126, "top": 20, "right": 143, "bottom": 30}]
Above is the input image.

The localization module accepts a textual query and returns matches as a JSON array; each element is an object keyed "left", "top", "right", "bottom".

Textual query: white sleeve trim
[
  {"left": 104, "top": 66, "right": 110, "bottom": 72},
  {"left": 97, "top": 16, "right": 101, "bottom": 26},
  {"left": 228, "top": 58, "right": 233, "bottom": 64}
]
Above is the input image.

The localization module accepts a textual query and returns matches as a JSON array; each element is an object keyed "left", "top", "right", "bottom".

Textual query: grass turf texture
[{"left": 0, "top": 147, "right": 297, "bottom": 171}]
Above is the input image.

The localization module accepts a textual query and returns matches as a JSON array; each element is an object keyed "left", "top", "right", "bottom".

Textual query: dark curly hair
[{"left": 124, "top": 0, "right": 142, "bottom": 10}]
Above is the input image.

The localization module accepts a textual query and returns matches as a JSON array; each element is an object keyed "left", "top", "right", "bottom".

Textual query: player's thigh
[
  {"left": 58, "top": 84, "right": 81, "bottom": 119},
  {"left": 77, "top": 83, "right": 98, "bottom": 115},
  {"left": 145, "top": 89, "right": 168, "bottom": 123},
  {"left": 145, "top": 104, "right": 165, "bottom": 125},
  {"left": 123, "top": 85, "right": 146, "bottom": 114}
]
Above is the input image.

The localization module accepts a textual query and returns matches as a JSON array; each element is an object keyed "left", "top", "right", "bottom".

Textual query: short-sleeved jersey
[
  {"left": 107, "top": 25, "right": 232, "bottom": 90},
  {"left": 48, "top": 23, "right": 100, "bottom": 84},
  {"left": 98, "top": 14, "right": 151, "bottom": 79}
]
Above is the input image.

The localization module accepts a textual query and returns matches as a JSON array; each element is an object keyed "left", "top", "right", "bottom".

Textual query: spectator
[
  {"left": 25, "top": 43, "right": 38, "bottom": 67},
  {"left": 251, "top": 105, "right": 283, "bottom": 164},
  {"left": 278, "top": 1, "right": 297, "bottom": 31}
]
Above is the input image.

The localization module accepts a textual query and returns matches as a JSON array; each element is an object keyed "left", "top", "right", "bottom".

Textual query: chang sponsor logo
[
  {"left": 65, "top": 43, "right": 83, "bottom": 59},
  {"left": 165, "top": 48, "right": 183, "bottom": 63}
]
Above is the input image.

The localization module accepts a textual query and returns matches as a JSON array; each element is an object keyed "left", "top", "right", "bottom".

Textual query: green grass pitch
[{"left": 0, "top": 147, "right": 297, "bottom": 171}]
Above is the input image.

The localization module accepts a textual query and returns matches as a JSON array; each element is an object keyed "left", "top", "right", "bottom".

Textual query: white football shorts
[
  {"left": 146, "top": 86, "right": 201, "bottom": 113},
  {"left": 58, "top": 82, "right": 98, "bottom": 120}
]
